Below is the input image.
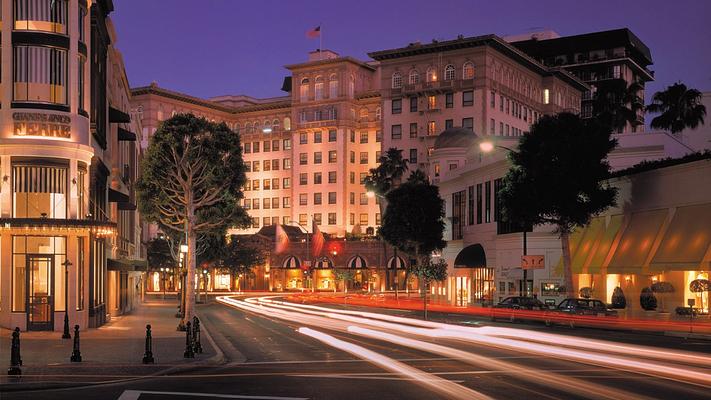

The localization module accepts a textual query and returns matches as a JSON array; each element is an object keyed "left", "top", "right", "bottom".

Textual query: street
[{"left": 3, "top": 295, "right": 710, "bottom": 400}]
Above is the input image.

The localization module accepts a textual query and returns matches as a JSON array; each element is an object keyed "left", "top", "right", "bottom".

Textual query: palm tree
[
  {"left": 646, "top": 82, "right": 707, "bottom": 134},
  {"left": 592, "top": 79, "right": 644, "bottom": 133}
]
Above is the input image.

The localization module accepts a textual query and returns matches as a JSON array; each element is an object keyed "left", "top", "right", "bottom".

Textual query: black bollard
[
  {"left": 70, "top": 325, "right": 82, "bottom": 362},
  {"left": 7, "top": 327, "right": 22, "bottom": 375},
  {"left": 142, "top": 324, "right": 155, "bottom": 364},
  {"left": 192, "top": 316, "right": 203, "bottom": 354},
  {"left": 183, "top": 321, "right": 194, "bottom": 358}
]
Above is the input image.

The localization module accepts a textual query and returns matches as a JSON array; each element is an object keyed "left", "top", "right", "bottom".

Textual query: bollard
[
  {"left": 183, "top": 321, "right": 194, "bottom": 358},
  {"left": 192, "top": 316, "right": 203, "bottom": 354},
  {"left": 70, "top": 325, "right": 82, "bottom": 362},
  {"left": 7, "top": 327, "right": 22, "bottom": 375},
  {"left": 142, "top": 324, "right": 155, "bottom": 364}
]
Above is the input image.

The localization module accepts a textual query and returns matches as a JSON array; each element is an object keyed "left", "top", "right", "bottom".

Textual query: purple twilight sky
[{"left": 112, "top": 0, "right": 711, "bottom": 104}]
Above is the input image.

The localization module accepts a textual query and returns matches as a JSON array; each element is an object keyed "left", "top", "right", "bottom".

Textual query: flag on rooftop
[
  {"left": 306, "top": 26, "right": 321, "bottom": 39},
  {"left": 274, "top": 224, "right": 289, "bottom": 254}
]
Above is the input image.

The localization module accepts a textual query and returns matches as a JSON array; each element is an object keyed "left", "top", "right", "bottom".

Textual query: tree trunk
[
  {"left": 423, "top": 280, "right": 428, "bottom": 321},
  {"left": 184, "top": 211, "right": 197, "bottom": 325},
  {"left": 561, "top": 230, "right": 575, "bottom": 298}
]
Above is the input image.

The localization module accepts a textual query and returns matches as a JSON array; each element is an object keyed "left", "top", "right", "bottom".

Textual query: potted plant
[
  {"left": 651, "top": 281, "right": 674, "bottom": 313},
  {"left": 640, "top": 287, "right": 657, "bottom": 311},
  {"left": 611, "top": 287, "right": 626, "bottom": 309},
  {"left": 689, "top": 279, "right": 710, "bottom": 316}
]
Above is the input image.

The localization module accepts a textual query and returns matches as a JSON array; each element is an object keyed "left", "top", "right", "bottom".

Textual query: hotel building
[{"left": 0, "top": 0, "right": 145, "bottom": 331}]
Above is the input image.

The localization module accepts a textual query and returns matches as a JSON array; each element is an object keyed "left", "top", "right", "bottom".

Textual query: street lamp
[
  {"left": 177, "top": 244, "right": 188, "bottom": 331},
  {"left": 479, "top": 140, "right": 530, "bottom": 298},
  {"left": 62, "top": 259, "right": 72, "bottom": 339},
  {"left": 202, "top": 269, "right": 209, "bottom": 303}
]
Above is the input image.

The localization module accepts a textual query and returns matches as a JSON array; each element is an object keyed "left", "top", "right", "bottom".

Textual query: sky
[{"left": 112, "top": 0, "right": 711, "bottom": 104}]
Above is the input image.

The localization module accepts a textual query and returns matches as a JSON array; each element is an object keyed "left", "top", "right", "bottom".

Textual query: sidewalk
[{"left": 0, "top": 299, "right": 219, "bottom": 390}]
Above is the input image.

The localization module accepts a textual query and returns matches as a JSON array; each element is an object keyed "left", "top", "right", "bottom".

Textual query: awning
[
  {"left": 387, "top": 256, "right": 406, "bottom": 269},
  {"left": 650, "top": 203, "right": 711, "bottom": 271},
  {"left": 109, "top": 106, "right": 131, "bottom": 123},
  {"left": 347, "top": 255, "right": 367, "bottom": 269},
  {"left": 109, "top": 188, "right": 129, "bottom": 203},
  {"left": 118, "top": 127, "right": 137, "bottom": 141},
  {"left": 607, "top": 209, "right": 667, "bottom": 274},
  {"left": 454, "top": 244, "right": 487, "bottom": 268},
  {"left": 282, "top": 256, "right": 300, "bottom": 269},
  {"left": 314, "top": 257, "right": 334, "bottom": 269},
  {"left": 117, "top": 201, "right": 137, "bottom": 211},
  {"left": 108, "top": 258, "right": 148, "bottom": 271},
  {"left": 587, "top": 214, "right": 623, "bottom": 273}
]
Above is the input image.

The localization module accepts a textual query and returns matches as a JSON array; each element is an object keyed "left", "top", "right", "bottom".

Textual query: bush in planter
[
  {"left": 640, "top": 287, "right": 657, "bottom": 311},
  {"left": 579, "top": 287, "right": 593, "bottom": 299},
  {"left": 611, "top": 286, "right": 626, "bottom": 309}
]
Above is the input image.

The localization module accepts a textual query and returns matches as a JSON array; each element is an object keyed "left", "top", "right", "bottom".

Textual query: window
[
  {"left": 300, "top": 133, "right": 308, "bottom": 144},
  {"left": 452, "top": 191, "right": 465, "bottom": 240},
  {"left": 476, "top": 183, "right": 482, "bottom": 224},
  {"left": 252, "top": 218, "right": 259, "bottom": 228},
  {"left": 350, "top": 130, "right": 355, "bottom": 142},
  {"left": 359, "top": 214, "right": 368, "bottom": 226},
  {"left": 314, "top": 152, "right": 322, "bottom": 164},
  {"left": 543, "top": 89, "right": 550, "bottom": 104},
  {"left": 253, "top": 142, "right": 260, "bottom": 152},
  {"left": 328, "top": 150, "right": 337, "bottom": 163},
  {"left": 348, "top": 75, "right": 355, "bottom": 98},
  {"left": 272, "top": 178, "right": 279, "bottom": 189},
  {"left": 490, "top": 91, "right": 496, "bottom": 108},
  {"left": 283, "top": 197, "right": 290, "bottom": 208},
  {"left": 328, "top": 213, "right": 337, "bottom": 225},
  {"left": 328, "top": 171, "right": 337, "bottom": 183},
  {"left": 426, "top": 67, "right": 437, "bottom": 82},
  {"left": 349, "top": 172, "right": 355, "bottom": 184},
  {"left": 358, "top": 173, "right": 367, "bottom": 184},
  {"left": 283, "top": 138, "right": 292, "bottom": 150},
  {"left": 391, "top": 125, "right": 402, "bottom": 139},
  {"left": 272, "top": 140, "right": 279, "bottom": 151},
  {"left": 445, "top": 93, "right": 453, "bottom": 108},
  {"left": 376, "top": 213, "right": 381, "bottom": 225},
  {"left": 499, "top": 122, "right": 504, "bottom": 135},
  {"left": 253, "top": 198, "right": 260, "bottom": 209},
  {"left": 14, "top": 0, "right": 69, "bottom": 33},
  {"left": 263, "top": 160, "right": 270, "bottom": 171},
  {"left": 444, "top": 64, "right": 455, "bottom": 81},
  {"left": 485, "top": 181, "right": 491, "bottom": 223},
  {"left": 427, "top": 121, "right": 436, "bottom": 135},
  {"left": 299, "top": 111, "right": 308, "bottom": 123},
  {"left": 78, "top": 55, "right": 86, "bottom": 111},
  {"left": 299, "top": 173, "right": 307, "bottom": 185},
  {"left": 263, "top": 179, "right": 271, "bottom": 190},
  {"left": 314, "top": 193, "right": 322, "bottom": 205},
  {"left": 13, "top": 46, "right": 68, "bottom": 105},
  {"left": 283, "top": 158, "right": 291, "bottom": 169},
  {"left": 299, "top": 153, "right": 307, "bottom": 165},
  {"left": 263, "top": 217, "right": 270, "bottom": 227},
  {"left": 328, "top": 192, "right": 336, "bottom": 204},
  {"left": 314, "top": 76, "right": 323, "bottom": 100},
  {"left": 462, "top": 91, "right": 473, "bottom": 106},
  {"left": 505, "top": 124, "right": 510, "bottom": 136},
  {"left": 428, "top": 95, "right": 437, "bottom": 109},
  {"left": 283, "top": 177, "right": 291, "bottom": 189},
  {"left": 462, "top": 118, "right": 473, "bottom": 131},
  {"left": 350, "top": 151, "right": 355, "bottom": 163},
  {"left": 375, "top": 130, "right": 382, "bottom": 142},
  {"left": 314, "top": 131, "right": 322, "bottom": 143},
  {"left": 78, "top": 5, "right": 87, "bottom": 42},
  {"left": 409, "top": 149, "right": 417, "bottom": 164},
  {"left": 299, "top": 214, "right": 307, "bottom": 226},
  {"left": 244, "top": 199, "right": 251, "bottom": 209},
  {"left": 391, "top": 99, "right": 402, "bottom": 114},
  {"left": 463, "top": 62, "right": 474, "bottom": 79},
  {"left": 360, "top": 132, "right": 368, "bottom": 144},
  {"left": 313, "top": 213, "right": 322, "bottom": 225},
  {"left": 360, "top": 152, "right": 368, "bottom": 164},
  {"left": 350, "top": 192, "right": 355, "bottom": 205},
  {"left": 300, "top": 78, "right": 309, "bottom": 102},
  {"left": 434, "top": 163, "right": 440, "bottom": 177},
  {"left": 328, "top": 129, "right": 337, "bottom": 142},
  {"left": 314, "top": 172, "right": 322, "bottom": 184},
  {"left": 329, "top": 74, "right": 338, "bottom": 98},
  {"left": 12, "top": 164, "right": 68, "bottom": 219},
  {"left": 272, "top": 159, "right": 279, "bottom": 171},
  {"left": 284, "top": 117, "right": 291, "bottom": 131},
  {"left": 406, "top": 122, "right": 417, "bottom": 138},
  {"left": 263, "top": 198, "right": 271, "bottom": 209},
  {"left": 359, "top": 109, "right": 368, "bottom": 121},
  {"left": 350, "top": 213, "right": 355, "bottom": 225},
  {"left": 410, "top": 97, "right": 418, "bottom": 112},
  {"left": 299, "top": 193, "right": 307, "bottom": 206},
  {"left": 391, "top": 72, "right": 402, "bottom": 89},
  {"left": 467, "top": 186, "right": 475, "bottom": 225},
  {"left": 408, "top": 69, "right": 419, "bottom": 85},
  {"left": 273, "top": 119, "right": 280, "bottom": 131},
  {"left": 244, "top": 143, "right": 251, "bottom": 153},
  {"left": 253, "top": 161, "right": 260, "bottom": 172},
  {"left": 490, "top": 119, "right": 495, "bottom": 135}
]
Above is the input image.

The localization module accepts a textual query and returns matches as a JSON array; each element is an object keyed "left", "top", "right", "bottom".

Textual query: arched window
[
  {"left": 444, "top": 65, "right": 455, "bottom": 81},
  {"left": 263, "top": 120, "right": 271, "bottom": 132},
  {"left": 391, "top": 72, "right": 402, "bottom": 89},
  {"left": 283, "top": 117, "right": 291, "bottom": 131},
  {"left": 348, "top": 75, "right": 355, "bottom": 98},
  {"left": 245, "top": 122, "right": 252, "bottom": 134},
  {"left": 359, "top": 108, "right": 368, "bottom": 120},
  {"left": 314, "top": 76, "right": 324, "bottom": 100},
  {"left": 375, "top": 107, "right": 381, "bottom": 121},
  {"left": 408, "top": 69, "right": 419, "bottom": 85},
  {"left": 300, "top": 77, "right": 309, "bottom": 102},
  {"left": 234, "top": 123, "right": 240, "bottom": 134},
  {"left": 463, "top": 62, "right": 474, "bottom": 79},
  {"left": 272, "top": 119, "right": 280, "bottom": 131},
  {"left": 329, "top": 73, "right": 338, "bottom": 98},
  {"left": 426, "top": 67, "right": 437, "bottom": 82},
  {"left": 253, "top": 121, "right": 260, "bottom": 133}
]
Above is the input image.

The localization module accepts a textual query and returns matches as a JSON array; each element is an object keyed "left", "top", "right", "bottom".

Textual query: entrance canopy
[
  {"left": 651, "top": 203, "right": 711, "bottom": 271},
  {"left": 454, "top": 244, "right": 486, "bottom": 268},
  {"left": 314, "top": 257, "right": 334, "bottom": 269},
  {"left": 347, "top": 255, "right": 367, "bottom": 269},
  {"left": 282, "top": 256, "right": 301, "bottom": 269}
]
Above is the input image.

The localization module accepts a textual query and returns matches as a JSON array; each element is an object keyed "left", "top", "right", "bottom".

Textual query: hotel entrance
[{"left": 27, "top": 255, "right": 54, "bottom": 331}]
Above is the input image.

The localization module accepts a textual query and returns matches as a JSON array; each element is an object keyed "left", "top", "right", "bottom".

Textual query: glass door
[{"left": 27, "top": 255, "right": 54, "bottom": 331}]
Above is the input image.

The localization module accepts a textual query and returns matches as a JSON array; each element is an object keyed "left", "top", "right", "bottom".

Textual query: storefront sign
[
  {"left": 12, "top": 112, "right": 71, "bottom": 139},
  {"left": 521, "top": 255, "right": 545, "bottom": 270}
]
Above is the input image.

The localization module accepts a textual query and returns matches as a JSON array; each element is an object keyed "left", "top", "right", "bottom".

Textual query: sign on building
[{"left": 521, "top": 255, "right": 545, "bottom": 270}]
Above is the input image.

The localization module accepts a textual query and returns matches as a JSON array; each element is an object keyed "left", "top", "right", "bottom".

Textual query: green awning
[
  {"left": 650, "top": 203, "right": 711, "bottom": 272},
  {"left": 607, "top": 209, "right": 667, "bottom": 274}
]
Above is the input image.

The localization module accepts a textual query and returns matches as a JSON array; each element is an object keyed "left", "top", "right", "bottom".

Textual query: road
[{"left": 3, "top": 294, "right": 711, "bottom": 400}]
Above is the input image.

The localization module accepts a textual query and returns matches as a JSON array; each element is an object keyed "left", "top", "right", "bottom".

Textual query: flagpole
[{"left": 319, "top": 23, "right": 323, "bottom": 60}]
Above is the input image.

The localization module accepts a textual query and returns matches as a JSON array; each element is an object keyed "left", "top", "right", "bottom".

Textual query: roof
[
  {"left": 511, "top": 28, "right": 653, "bottom": 66},
  {"left": 368, "top": 34, "right": 588, "bottom": 92},
  {"left": 285, "top": 56, "right": 376, "bottom": 71},
  {"left": 434, "top": 127, "right": 478, "bottom": 150}
]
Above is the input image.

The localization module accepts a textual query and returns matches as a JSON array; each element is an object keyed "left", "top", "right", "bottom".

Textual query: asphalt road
[{"left": 3, "top": 295, "right": 711, "bottom": 400}]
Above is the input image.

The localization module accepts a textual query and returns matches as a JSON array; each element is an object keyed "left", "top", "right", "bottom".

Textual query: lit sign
[
  {"left": 521, "top": 255, "right": 545, "bottom": 270},
  {"left": 12, "top": 112, "right": 71, "bottom": 139}
]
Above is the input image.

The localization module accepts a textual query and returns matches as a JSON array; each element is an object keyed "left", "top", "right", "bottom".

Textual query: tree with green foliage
[
  {"left": 499, "top": 113, "right": 618, "bottom": 298},
  {"left": 137, "top": 113, "right": 250, "bottom": 325},
  {"left": 646, "top": 82, "right": 707, "bottom": 134},
  {"left": 220, "top": 237, "right": 265, "bottom": 287},
  {"left": 592, "top": 79, "right": 644, "bottom": 133},
  {"left": 411, "top": 258, "right": 448, "bottom": 320},
  {"left": 333, "top": 270, "right": 356, "bottom": 293}
]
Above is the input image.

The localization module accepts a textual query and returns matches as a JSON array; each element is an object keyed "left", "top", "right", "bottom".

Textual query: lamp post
[
  {"left": 479, "top": 140, "right": 530, "bottom": 298},
  {"left": 202, "top": 269, "right": 209, "bottom": 303},
  {"left": 178, "top": 244, "right": 188, "bottom": 331},
  {"left": 62, "top": 259, "right": 72, "bottom": 339},
  {"left": 160, "top": 268, "right": 166, "bottom": 300}
]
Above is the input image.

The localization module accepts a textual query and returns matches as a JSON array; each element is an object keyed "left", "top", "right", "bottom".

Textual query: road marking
[{"left": 116, "top": 390, "right": 308, "bottom": 400}]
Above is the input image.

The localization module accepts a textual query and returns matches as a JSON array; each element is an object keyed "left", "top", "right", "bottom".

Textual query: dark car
[
  {"left": 546, "top": 298, "right": 618, "bottom": 327},
  {"left": 491, "top": 296, "right": 547, "bottom": 322}
]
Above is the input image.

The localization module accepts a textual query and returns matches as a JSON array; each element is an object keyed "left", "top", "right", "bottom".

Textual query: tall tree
[
  {"left": 137, "top": 113, "right": 249, "bottom": 325},
  {"left": 592, "top": 79, "right": 644, "bottom": 132},
  {"left": 499, "top": 113, "right": 618, "bottom": 297},
  {"left": 646, "top": 82, "right": 707, "bottom": 134}
]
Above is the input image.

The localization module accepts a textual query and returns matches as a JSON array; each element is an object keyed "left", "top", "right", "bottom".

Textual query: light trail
[{"left": 297, "top": 327, "right": 492, "bottom": 400}]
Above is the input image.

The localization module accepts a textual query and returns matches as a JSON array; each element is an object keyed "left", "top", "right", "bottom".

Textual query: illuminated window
[
  {"left": 428, "top": 95, "right": 436, "bottom": 109},
  {"left": 283, "top": 178, "right": 291, "bottom": 189},
  {"left": 314, "top": 76, "right": 324, "bottom": 100},
  {"left": 283, "top": 117, "right": 291, "bottom": 131},
  {"left": 426, "top": 67, "right": 437, "bottom": 82},
  {"left": 427, "top": 121, "right": 436, "bottom": 135},
  {"left": 462, "top": 62, "right": 474, "bottom": 79},
  {"left": 299, "top": 193, "right": 307, "bottom": 206},
  {"left": 408, "top": 69, "right": 419, "bottom": 85},
  {"left": 328, "top": 213, "right": 337, "bottom": 225},
  {"left": 12, "top": 164, "right": 68, "bottom": 219},
  {"left": 13, "top": 46, "right": 68, "bottom": 105},
  {"left": 359, "top": 214, "right": 368, "bottom": 226},
  {"left": 329, "top": 74, "right": 338, "bottom": 98},
  {"left": 14, "top": 0, "right": 68, "bottom": 33},
  {"left": 544, "top": 89, "right": 550, "bottom": 104},
  {"left": 300, "top": 78, "right": 309, "bottom": 102}
]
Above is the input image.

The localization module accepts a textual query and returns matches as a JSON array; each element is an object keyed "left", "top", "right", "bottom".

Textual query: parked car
[
  {"left": 491, "top": 297, "right": 548, "bottom": 322},
  {"left": 546, "top": 298, "right": 618, "bottom": 327}
]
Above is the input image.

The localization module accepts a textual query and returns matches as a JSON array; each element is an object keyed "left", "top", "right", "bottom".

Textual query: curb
[
  {"left": 195, "top": 309, "right": 226, "bottom": 365},
  {"left": 663, "top": 331, "right": 711, "bottom": 341}
]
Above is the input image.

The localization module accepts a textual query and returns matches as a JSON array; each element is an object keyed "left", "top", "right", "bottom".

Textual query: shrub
[
  {"left": 640, "top": 287, "right": 657, "bottom": 311},
  {"left": 611, "top": 287, "right": 626, "bottom": 309}
]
